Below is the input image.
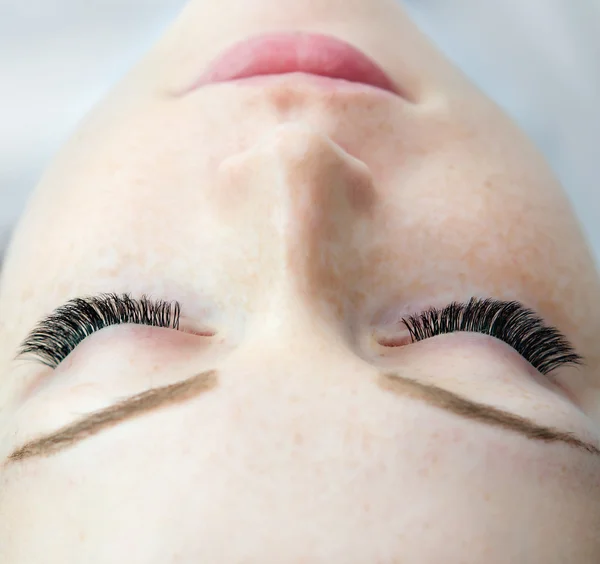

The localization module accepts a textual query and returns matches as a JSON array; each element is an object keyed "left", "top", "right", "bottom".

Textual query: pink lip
[{"left": 193, "top": 32, "right": 401, "bottom": 96}]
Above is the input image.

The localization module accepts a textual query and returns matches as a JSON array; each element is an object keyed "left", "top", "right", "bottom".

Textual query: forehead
[{"left": 2, "top": 359, "right": 599, "bottom": 562}]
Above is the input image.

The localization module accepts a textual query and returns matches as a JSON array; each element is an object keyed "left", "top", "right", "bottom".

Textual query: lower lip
[{"left": 190, "top": 32, "right": 401, "bottom": 96}]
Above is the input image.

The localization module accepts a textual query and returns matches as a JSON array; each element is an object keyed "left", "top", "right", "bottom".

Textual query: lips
[{"left": 193, "top": 32, "right": 401, "bottom": 96}]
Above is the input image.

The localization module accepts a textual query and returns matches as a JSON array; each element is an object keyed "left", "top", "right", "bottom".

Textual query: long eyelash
[
  {"left": 17, "top": 293, "right": 181, "bottom": 369},
  {"left": 401, "top": 297, "right": 584, "bottom": 376}
]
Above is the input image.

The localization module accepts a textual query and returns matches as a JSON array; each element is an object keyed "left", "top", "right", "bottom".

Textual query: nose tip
[
  {"left": 266, "top": 122, "right": 375, "bottom": 186},
  {"left": 271, "top": 122, "right": 377, "bottom": 211},
  {"left": 212, "top": 122, "right": 377, "bottom": 231}
]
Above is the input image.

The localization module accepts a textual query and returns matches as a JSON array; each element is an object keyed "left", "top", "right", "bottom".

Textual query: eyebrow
[
  {"left": 5, "top": 370, "right": 219, "bottom": 464},
  {"left": 378, "top": 373, "right": 600, "bottom": 456},
  {"left": 4, "top": 370, "right": 599, "bottom": 465}
]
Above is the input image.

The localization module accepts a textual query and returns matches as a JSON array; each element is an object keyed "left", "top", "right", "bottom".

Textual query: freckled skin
[{"left": 1, "top": 0, "right": 600, "bottom": 562}]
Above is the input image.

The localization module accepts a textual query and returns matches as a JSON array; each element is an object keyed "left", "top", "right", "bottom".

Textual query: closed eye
[
  {"left": 383, "top": 297, "right": 583, "bottom": 376},
  {"left": 16, "top": 293, "right": 182, "bottom": 369}
]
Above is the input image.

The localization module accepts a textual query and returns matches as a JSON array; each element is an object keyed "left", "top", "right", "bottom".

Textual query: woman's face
[{"left": 1, "top": 0, "right": 600, "bottom": 561}]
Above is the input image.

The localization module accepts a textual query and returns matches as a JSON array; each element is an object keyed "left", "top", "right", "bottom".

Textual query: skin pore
[{"left": 0, "top": 0, "right": 600, "bottom": 562}]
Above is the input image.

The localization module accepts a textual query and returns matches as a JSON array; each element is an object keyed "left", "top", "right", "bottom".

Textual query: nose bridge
[
  {"left": 240, "top": 292, "right": 353, "bottom": 361},
  {"left": 209, "top": 123, "right": 378, "bottom": 327},
  {"left": 224, "top": 293, "right": 370, "bottom": 389},
  {"left": 279, "top": 126, "right": 377, "bottom": 310}
]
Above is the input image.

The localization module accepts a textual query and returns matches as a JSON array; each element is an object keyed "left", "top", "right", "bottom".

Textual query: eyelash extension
[
  {"left": 17, "top": 293, "right": 583, "bottom": 377},
  {"left": 17, "top": 293, "right": 181, "bottom": 369},
  {"left": 401, "top": 297, "right": 584, "bottom": 376}
]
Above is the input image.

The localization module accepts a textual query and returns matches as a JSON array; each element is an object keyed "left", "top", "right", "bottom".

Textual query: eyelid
[
  {"left": 373, "top": 330, "right": 412, "bottom": 348},
  {"left": 15, "top": 293, "right": 183, "bottom": 369},
  {"left": 373, "top": 297, "right": 583, "bottom": 377},
  {"left": 16, "top": 293, "right": 584, "bottom": 378},
  {"left": 178, "top": 315, "right": 217, "bottom": 337}
]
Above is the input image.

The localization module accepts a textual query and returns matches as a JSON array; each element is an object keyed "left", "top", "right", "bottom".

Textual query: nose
[{"left": 208, "top": 123, "right": 379, "bottom": 334}]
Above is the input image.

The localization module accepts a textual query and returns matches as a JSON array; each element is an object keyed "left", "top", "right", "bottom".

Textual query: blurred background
[{"left": 1, "top": 0, "right": 599, "bottom": 265}]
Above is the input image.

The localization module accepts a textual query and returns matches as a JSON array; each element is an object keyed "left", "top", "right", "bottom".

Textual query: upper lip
[{"left": 192, "top": 31, "right": 403, "bottom": 96}]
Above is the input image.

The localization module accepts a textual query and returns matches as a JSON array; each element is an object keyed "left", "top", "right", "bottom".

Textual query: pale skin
[{"left": 1, "top": 0, "right": 600, "bottom": 562}]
